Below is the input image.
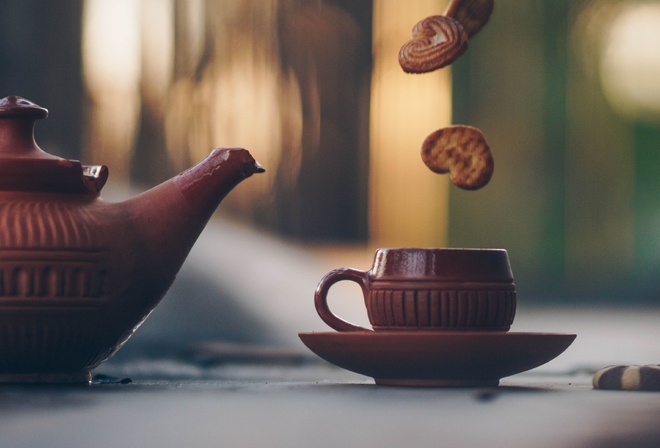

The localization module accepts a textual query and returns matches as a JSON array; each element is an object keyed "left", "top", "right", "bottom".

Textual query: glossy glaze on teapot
[{"left": 0, "top": 96, "right": 264, "bottom": 382}]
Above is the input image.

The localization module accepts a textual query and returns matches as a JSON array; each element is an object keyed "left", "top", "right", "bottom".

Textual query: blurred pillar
[
  {"left": 130, "top": 0, "right": 175, "bottom": 186},
  {"left": 369, "top": 0, "right": 451, "bottom": 247},
  {"left": 564, "top": 1, "right": 635, "bottom": 296},
  {"left": 538, "top": 0, "right": 571, "bottom": 292},
  {"left": 449, "top": 0, "right": 571, "bottom": 297},
  {"left": 82, "top": 0, "right": 141, "bottom": 181},
  {"left": 632, "top": 121, "right": 660, "bottom": 284},
  {"left": 277, "top": 0, "right": 372, "bottom": 241},
  {"left": 0, "top": 0, "right": 84, "bottom": 160}
]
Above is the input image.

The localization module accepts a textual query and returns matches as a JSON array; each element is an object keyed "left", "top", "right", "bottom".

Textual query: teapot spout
[
  {"left": 119, "top": 147, "right": 263, "bottom": 302},
  {"left": 173, "top": 147, "right": 265, "bottom": 216}
]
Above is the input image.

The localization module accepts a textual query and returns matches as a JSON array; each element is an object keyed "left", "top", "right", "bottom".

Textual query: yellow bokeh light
[{"left": 600, "top": 3, "right": 660, "bottom": 120}]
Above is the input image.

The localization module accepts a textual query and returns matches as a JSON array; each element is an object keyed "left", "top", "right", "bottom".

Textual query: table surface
[
  {"left": 1, "top": 363, "right": 659, "bottom": 448},
  {"left": 2, "top": 305, "right": 659, "bottom": 448}
]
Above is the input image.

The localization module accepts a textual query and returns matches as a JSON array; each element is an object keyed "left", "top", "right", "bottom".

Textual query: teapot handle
[{"left": 314, "top": 268, "right": 371, "bottom": 332}]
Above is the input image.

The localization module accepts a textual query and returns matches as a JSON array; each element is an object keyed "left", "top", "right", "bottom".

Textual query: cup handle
[{"left": 314, "top": 268, "right": 370, "bottom": 332}]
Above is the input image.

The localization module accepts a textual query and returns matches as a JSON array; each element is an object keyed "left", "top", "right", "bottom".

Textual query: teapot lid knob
[
  {"left": 0, "top": 95, "right": 51, "bottom": 158},
  {"left": 0, "top": 95, "right": 48, "bottom": 120}
]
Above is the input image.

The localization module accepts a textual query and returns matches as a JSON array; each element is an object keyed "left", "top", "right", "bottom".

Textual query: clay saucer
[{"left": 298, "top": 331, "right": 576, "bottom": 387}]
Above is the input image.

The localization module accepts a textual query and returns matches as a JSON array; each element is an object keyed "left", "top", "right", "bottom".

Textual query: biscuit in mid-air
[
  {"left": 398, "top": 15, "right": 468, "bottom": 74},
  {"left": 421, "top": 125, "right": 494, "bottom": 190}
]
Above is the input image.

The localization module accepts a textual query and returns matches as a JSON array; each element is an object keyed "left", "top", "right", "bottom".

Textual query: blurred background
[{"left": 1, "top": 0, "right": 659, "bottom": 311}]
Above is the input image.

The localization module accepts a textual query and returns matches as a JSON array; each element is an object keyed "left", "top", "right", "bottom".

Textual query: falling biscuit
[
  {"left": 444, "top": 0, "right": 495, "bottom": 38},
  {"left": 421, "top": 125, "right": 494, "bottom": 190},
  {"left": 398, "top": 15, "right": 468, "bottom": 74}
]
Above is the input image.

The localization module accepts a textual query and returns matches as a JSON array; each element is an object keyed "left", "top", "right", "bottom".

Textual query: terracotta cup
[{"left": 314, "top": 248, "right": 516, "bottom": 332}]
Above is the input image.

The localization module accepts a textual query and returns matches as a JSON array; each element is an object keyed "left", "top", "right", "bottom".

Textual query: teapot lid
[{"left": 0, "top": 96, "right": 107, "bottom": 195}]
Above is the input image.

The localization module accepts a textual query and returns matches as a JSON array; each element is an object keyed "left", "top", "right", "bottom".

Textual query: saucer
[{"left": 298, "top": 331, "right": 576, "bottom": 387}]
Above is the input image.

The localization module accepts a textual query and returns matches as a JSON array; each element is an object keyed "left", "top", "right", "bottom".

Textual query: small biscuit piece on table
[
  {"left": 421, "top": 125, "right": 494, "bottom": 190},
  {"left": 398, "top": 15, "right": 468, "bottom": 74},
  {"left": 593, "top": 365, "right": 660, "bottom": 391},
  {"left": 444, "top": 0, "right": 495, "bottom": 38}
]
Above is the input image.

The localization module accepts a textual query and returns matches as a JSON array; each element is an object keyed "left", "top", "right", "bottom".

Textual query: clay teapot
[{"left": 0, "top": 96, "right": 264, "bottom": 382}]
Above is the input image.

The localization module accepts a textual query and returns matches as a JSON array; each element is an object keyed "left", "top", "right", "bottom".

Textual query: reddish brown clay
[
  {"left": 314, "top": 248, "right": 516, "bottom": 332},
  {"left": 0, "top": 96, "right": 264, "bottom": 382},
  {"left": 444, "top": 0, "right": 495, "bottom": 39},
  {"left": 298, "top": 331, "right": 576, "bottom": 387}
]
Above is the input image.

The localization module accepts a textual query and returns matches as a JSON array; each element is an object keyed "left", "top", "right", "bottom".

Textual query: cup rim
[{"left": 370, "top": 247, "right": 514, "bottom": 282}]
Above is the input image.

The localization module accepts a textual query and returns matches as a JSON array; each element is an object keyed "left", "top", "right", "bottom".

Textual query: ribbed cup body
[
  {"left": 366, "top": 249, "right": 516, "bottom": 331},
  {"left": 366, "top": 282, "right": 516, "bottom": 331}
]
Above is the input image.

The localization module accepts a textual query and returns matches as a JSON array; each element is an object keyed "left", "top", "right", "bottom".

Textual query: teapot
[{"left": 0, "top": 96, "right": 264, "bottom": 382}]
